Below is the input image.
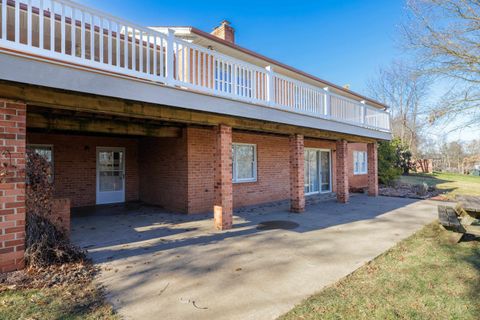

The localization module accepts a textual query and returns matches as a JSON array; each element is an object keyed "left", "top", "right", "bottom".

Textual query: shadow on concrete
[{"left": 71, "top": 195, "right": 423, "bottom": 264}]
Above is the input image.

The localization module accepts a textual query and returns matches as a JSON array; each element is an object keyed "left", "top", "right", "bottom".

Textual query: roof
[{"left": 150, "top": 26, "right": 387, "bottom": 109}]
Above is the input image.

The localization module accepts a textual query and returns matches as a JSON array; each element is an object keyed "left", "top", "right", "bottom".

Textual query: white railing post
[
  {"left": 166, "top": 28, "right": 175, "bottom": 84},
  {"left": 266, "top": 65, "right": 274, "bottom": 106},
  {"left": 27, "top": 0, "right": 32, "bottom": 46},
  {"left": 360, "top": 100, "right": 366, "bottom": 125},
  {"left": 323, "top": 87, "right": 330, "bottom": 117},
  {"left": 39, "top": 0, "right": 44, "bottom": 49},
  {"left": 1, "top": 0, "right": 6, "bottom": 40},
  {"left": 14, "top": 0, "right": 19, "bottom": 43}
]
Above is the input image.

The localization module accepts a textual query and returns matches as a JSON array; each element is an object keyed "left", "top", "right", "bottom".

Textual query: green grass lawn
[
  {"left": 279, "top": 223, "right": 480, "bottom": 320},
  {"left": 399, "top": 172, "right": 480, "bottom": 200},
  {"left": 0, "top": 277, "right": 118, "bottom": 320}
]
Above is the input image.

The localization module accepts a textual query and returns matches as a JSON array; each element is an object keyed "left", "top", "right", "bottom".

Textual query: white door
[{"left": 96, "top": 147, "right": 125, "bottom": 205}]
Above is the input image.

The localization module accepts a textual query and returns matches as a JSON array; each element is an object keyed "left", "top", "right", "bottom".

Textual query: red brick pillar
[
  {"left": 367, "top": 142, "right": 379, "bottom": 196},
  {"left": 0, "top": 100, "right": 26, "bottom": 272},
  {"left": 213, "top": 124, "right": 233, "bottom": 230},
  {"left": 290, "top": 134, "right": 305, "bottom": 213},
  {"left": 336, "top": 140, "right": 349, "bottom": 203}
]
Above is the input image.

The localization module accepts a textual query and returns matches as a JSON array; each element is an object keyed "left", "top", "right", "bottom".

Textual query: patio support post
[
  {"left": 336, "top": 140, "right": 349, "bottom": 203},
  {"left": 367, "top": 142, "right": 379, "bottom": 196},
  {"left": 289, "top": 134, "right": 305, "bottom": 213},
  {"left": 0, "top": 99, "right": 26, "bottom": 272},
  {"left": 213, "top": 124, "right": 233, "bottom": 230}
]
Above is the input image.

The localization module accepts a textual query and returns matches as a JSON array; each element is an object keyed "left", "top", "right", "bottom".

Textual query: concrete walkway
[{"left": 71, "top": 195, "right": 438, "bottom": 320}]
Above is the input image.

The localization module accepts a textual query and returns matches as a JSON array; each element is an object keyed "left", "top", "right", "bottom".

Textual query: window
[
  {"left": 232, "top": 143, "right": 257, "bottom": 183},
  {"left": 27, "top": 144, "right": 53, "bottom": 163},
  {"left": 353, "top": 151, "right": 367, "bottom": 175},
  {"left": 27, "top": 144, "right": 54, "bottom": 181}
]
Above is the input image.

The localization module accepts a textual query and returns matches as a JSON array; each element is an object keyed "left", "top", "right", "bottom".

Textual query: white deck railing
[{"left": 0, "top": 0, "right": 391, "bottom": 132}]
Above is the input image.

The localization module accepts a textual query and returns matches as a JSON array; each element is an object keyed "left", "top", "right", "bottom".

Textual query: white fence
[{"left": 0, "top": 0, "right": 391, "bottom": 132}]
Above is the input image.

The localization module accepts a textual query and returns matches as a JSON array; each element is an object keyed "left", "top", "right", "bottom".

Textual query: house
[{"left": 0, "top": 1, "right": 391, "bottom": 272}]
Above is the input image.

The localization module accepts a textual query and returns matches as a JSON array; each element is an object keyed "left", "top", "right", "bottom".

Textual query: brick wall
[
  {"left": 27, "top": 132, "right": 139, "bottom": 207},
  {"left": 138, "top": 134, "right": 188, "bottom": 212},
  {"left": 51, "top": 198, "right": 71, "bottom": 236},
  {"left": 26, "top": 126, "right": 360, "bottom": 215},
  {"left": 0, "top": 100, "right": 26, "bottom": 272},
  {"left": 232, "top": 131, "right": 291, "bottom": 208},
  {"left": 186, "top": 127, "right": 215, "bottom": 213},
  {"left": 348, "top": 143, "right": 368, "bottom": 191},
  {"left": 184, "top": 130, "right": 340, "bottom": 213}
]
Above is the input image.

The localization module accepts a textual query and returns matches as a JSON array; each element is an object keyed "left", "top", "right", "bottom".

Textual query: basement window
[
  {"left": 353, "top": 151, "right": 367, "bottom": 175},
  {"left": 27, "top": 144, "right": 54, "bottom": 181},
  {"left": 232, "top": 143, "right": 257, "bottom": 183}
]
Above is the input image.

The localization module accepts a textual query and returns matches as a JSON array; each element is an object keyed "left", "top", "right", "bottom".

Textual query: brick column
[
  {"left": 213, "top": 125, "right": 233, "bottom": 230},
  {"left": 367, "top": 142, "right": 379, "bottom": 196},
  {"left": 336, "top": 140, "right": 349, "bottom": 203},
  {"left": 0, "top": 100, "right": 26, "bottom": 272},
  {"left": 289, "top": 134, "right": 305, "bottom": 213}
]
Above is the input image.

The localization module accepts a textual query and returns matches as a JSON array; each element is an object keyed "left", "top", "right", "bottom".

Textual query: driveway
[{"left": 71, "top": 195, "right": 438, "bottom": 320}]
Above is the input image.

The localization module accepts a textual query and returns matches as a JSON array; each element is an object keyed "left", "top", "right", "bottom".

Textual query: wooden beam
[
  {"left": 27, "top": 112, "right": 182, "bottom": 138},
  {"left": 0, "top": 81, "right": 377, "bottom": 143}
]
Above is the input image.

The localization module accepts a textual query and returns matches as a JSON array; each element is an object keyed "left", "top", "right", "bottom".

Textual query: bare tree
[
  {"left": 367, "top": 60, "right": 430, "bottom": 156},
  {"left": 404, "top": 0, "right": 480, "bottom": 128}
]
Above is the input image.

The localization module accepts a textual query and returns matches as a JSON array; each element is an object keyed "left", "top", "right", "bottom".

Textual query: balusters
[
  {"left": 131, "top": 28, "right": 136, "bottom": 71},
  {"left": 99, "top": 17, "right": 103, "bottom": 63},
  {"left": 1, "top": 0, "right": 6, "bottom": 40},
  {"left": 39, "top": 0, "right": 44, "bottom": 49},
  {"left": 80, "top": 11, "right": 85, "bottom": 58},
  {"left": 146, "top": 33, "right": 151, "bottom": 74},
  {"left": 50, "top": 1, "right": 55, "bottom": 51},
  {"left": 107, "top": 19, "right": 112, "bottom": 65},
  {"left": 69, "top": 7, "right": 75, "bottom": 56},
  {"left": 153, "top": 34, "right": 157, "bottom": 75},
  {"left": 166, "top": 29, "right": 174, "bottom": 82},
  {"left": 60, "top": 3, "right": 65, "bottom": 53},
  {"left": 14, "top": 0, "right": 19, "bottom": 42},
  {"left": 27, "top": 0, "right": 32, "bottom": 46},
  {"left": 89, "top": 14, "right": 94, "bottom": 60},
  {"left": 138, "top": 30, "right": 143, "bottom": 73},
  {"left": 124, "top": 25, "right": 129, "bottom": 69},
  {"left": 116, "top": 23, "right": 120, "bottom": 67}
]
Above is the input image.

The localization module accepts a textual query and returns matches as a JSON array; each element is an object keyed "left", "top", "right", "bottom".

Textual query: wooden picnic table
[
  {"left": 457, "top": 195, "right": 480, "bottom": 217},
  {"left": 438, "top": 197, "right": 480, "bottom": 242}
]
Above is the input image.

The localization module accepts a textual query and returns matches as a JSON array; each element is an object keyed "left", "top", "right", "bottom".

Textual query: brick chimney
[{"left": 211, "top": 20, "right": 235, "bottom": 44}]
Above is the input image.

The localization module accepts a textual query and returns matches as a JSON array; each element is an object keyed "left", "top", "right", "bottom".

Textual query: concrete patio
[{"left": 71, "top": 195, "right": 439, "bottom": 320}]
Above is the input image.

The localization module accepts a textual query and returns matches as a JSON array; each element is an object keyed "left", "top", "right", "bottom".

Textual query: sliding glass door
[{"left": 304, "top": 149, "right": 331, "bottom": 195}]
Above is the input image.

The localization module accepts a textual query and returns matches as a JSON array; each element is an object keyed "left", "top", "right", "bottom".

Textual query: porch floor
[{"left": 71, "top": 195, "right": 439, "bottom": 320}]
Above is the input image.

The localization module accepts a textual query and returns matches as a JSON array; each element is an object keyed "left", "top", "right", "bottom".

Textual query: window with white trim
[
  {"left": 27, "top": 144, "right": 54, "bottom": 181},
  {"left": 232, "top": 143, "right": 257, "bottom": 183},
  {"left": 353, "top": 151, "right": 367, "bottom": 175}
]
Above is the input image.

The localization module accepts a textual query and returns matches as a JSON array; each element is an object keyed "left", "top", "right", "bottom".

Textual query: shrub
[
  {"left": 378, "top": 140, "right": 403, "bottom": 185},
  {"left": 25, "top": 150, "right": 85, "bottom": 268}
]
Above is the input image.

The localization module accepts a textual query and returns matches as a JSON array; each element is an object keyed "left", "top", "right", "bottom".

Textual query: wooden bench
[{"left": 438, "top": 205, "right": 465, "bottom": 233}]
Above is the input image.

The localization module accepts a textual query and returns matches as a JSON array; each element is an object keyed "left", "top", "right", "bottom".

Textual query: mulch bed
[{"left": 379, "top": 183, "right": 447, "bottom": 200}]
